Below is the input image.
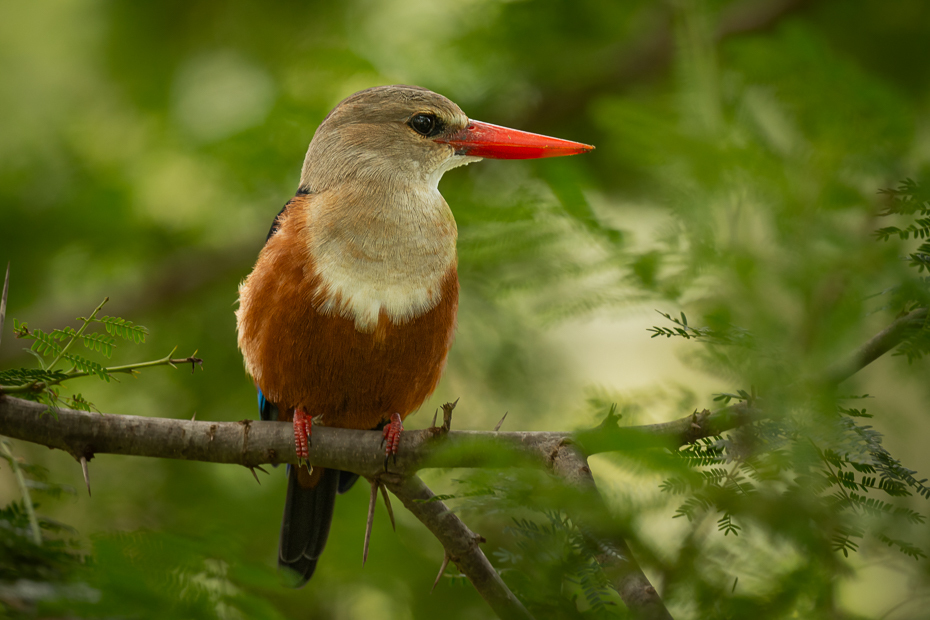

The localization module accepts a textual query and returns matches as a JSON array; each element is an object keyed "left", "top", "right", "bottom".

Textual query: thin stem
[
  {"left": 0, "top": 348, "right": 200, "bottom": 394},
  {"left": 0, "top": 262, "right": 10, "bottom": 351},
  {"left": 46, "top": 297, "right": 109, "bottom": 372},
  {"left": 825, "top": 307, "right": 928, "bottom": 385},
  {"left": 0, "top": 437, "right": 41, "bottom": 545},
  {"left": 814, "top": 440, "right": 855, "bottom": 511}
]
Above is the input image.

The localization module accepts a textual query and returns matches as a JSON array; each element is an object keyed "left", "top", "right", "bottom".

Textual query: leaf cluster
[
  {"left": 659, "top": 400, "right": 928, "bottom": 564},
  {"left": 0, "top": 298, "right": 196, "bottom": 414},
  {"left": 0, "top": 446, "right": 86, "bottom": 618},
  {"left": 0, "top": 501, "right": 81, "bottom": 584},
  {"left": 874, "top": 178, "right": 930, "bottom": 273},
  {"left": 870, "top": 180, "right": 930, "bottom": 362},
  {"left": 494, "top": 511, "right": 624, "bottom": 619},
  {"left": 648, "top": 311, "right": 752, "bottom": 348}
]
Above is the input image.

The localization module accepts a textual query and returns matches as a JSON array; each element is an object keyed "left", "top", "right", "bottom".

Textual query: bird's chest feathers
[{"left": 304, "top": 188, "right": 457, "bottom": 332}]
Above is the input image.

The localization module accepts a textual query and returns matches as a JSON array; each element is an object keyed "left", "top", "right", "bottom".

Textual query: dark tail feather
[
  {"left": 337, "top": 470, "right": 359, "bottom": 494},
  {"left": 279, "top": 466, "right": 340, "bottom": 587}
]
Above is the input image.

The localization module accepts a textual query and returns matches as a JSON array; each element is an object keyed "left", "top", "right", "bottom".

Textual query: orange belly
[{"left": 237, "top": 203, "right": 458, "bottom": 430}]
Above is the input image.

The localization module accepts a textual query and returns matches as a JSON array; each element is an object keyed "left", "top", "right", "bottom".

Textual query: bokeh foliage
[{"left": 2, "top": 0, "right": 930, "bottom": 618}]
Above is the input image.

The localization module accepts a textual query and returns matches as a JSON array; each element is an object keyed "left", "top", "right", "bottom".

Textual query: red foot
[
  {"left": 381, "top": 413, "right": 403, "bottom": 467},
  {"left": 293, "top": 408, "right": 312, "bottom": 461}
]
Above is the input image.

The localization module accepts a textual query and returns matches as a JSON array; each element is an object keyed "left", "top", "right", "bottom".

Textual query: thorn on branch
[
  {"left": 363, "top": 478, "right": 378, "bottom": 565},
  {"left": 432, "top": 552, "right": 451, "bottom": 593},
  {"left": 431, "top": 408, "right": 439, "bottom": 428},
  {"left": 691, "top": 409, "right": 710, "bottom": 430},
  {"left": 686, "top": 409, "right": 712, "bottom": 444},
  {"left": 247, "top": 466, "right": 269, "bottom": 485},
  {"left": 595, "top": 403, "right": 622, "bottom": 431},
  {"left": 170, "top": 354, "right": 204, "bottom": 374},
  {"left": 379, "top": 481, "right": 395, "bottom": 532},
  {"left": 494, "top": 412, "right": 508, "bottom": 432},
  {"left": 79, "top": 455, "right": 91, "bottom": 497}
]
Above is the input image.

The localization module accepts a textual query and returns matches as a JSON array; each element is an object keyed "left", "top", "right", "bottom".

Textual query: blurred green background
[{"left": 2, "top": 0, "right": 930, "bottom": 618}]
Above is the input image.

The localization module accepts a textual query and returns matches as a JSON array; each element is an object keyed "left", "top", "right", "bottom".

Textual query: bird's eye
[{"left": 408, "top": 113, "right": 441, "bottom": 137}]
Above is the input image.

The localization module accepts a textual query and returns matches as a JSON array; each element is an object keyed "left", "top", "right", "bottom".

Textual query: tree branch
[
  {"left": 0, "top": 396, "right": 747, "bottom": 620},
  {"left": 551, "top": 441, "right": 673, "bottom": 619},
  {"left": 0, "top": 396, "right": 753, "bottom": 474},
  {"left": 381, "top": 473, "right": 535, "bottom": 620},
  {"left": 0, "top": 397, "right": 750, "bottom": 620},
  {"left": 823, "top": 307, "right": 928, "bottom": 385}
]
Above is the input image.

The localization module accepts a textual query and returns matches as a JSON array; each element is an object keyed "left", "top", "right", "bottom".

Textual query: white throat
[{"left": 304, "top": 184, "right": 459, "bottom": 332}]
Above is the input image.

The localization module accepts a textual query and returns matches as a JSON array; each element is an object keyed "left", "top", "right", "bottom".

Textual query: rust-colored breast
[{"left": 237, "top": 196, "right": 458, "bottom": 430}]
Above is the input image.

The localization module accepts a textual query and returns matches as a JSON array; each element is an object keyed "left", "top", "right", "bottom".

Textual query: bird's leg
[
  {"left": 293, "top": 408, "right": 312, "bottom": 468},
  {"left": 381, "top": 412, "right": 403, "bottom": 469}
]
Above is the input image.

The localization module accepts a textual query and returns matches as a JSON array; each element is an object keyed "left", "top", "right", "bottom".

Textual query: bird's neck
[{"left": 300, "top": 184, "right": 458, "bottom": 332}]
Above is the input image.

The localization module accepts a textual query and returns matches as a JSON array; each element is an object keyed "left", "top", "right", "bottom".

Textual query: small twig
[
  {"left": 363, "top": 478, "right": 378, "bottom": 565},
  {"left": 878, "top": 593, "right": 930, "bottom": 620},
  {"left": 80, "top": 455, "right": 91, "bottom": 497},
  {"left": 0, "top": 347, "right": 204, "bottom": 395},
  {"left": 379, "top": 481, "right": 396, "bottom": 531},
  {"left": 0, "top": 438, "right": 41, "bottom": 545},
  {"left": 46, "top": 298, "right": 109, "bottom": 372},
  {"left": 168, "top": 351, "right": 204, "bottom": 374},
  {"left": 432, "top": 408, "right": 439, "bottom": 428},
  {"left": 441, "top": 398, "right": 459, "bottom": 432},
  {"left": 247, "top": 466, "right": 266, "bottom": 485},
  {"left": 825, "top": 307, "right": 928, "bottom": 385},
  {"left": 494, "top": 412, "right": 508, "bottom": 432},
  {"left": 0, "top": 262, "right": 9, "bottom": 351},
  {"left": 432, "top": 552, "right": 452, "bottom": 593},
  {"left": 110, "top": 348, "right": 203, "bottom": 375}
]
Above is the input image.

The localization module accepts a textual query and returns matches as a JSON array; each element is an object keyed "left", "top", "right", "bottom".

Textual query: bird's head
[{"left": 298, "top": 85, "right": 593, "bottom": 194}]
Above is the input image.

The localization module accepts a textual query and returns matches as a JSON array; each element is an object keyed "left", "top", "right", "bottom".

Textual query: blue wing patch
[
  {"left": 257, "top": 388, "right": 279, "bottom": 422},
  {"left": 258, "top": 388, "right": 282, "bottom": 469}
]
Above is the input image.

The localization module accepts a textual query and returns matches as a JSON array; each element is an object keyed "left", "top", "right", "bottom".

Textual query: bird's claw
[
  {"left": 382, "top": 412, "right": 403, "bottom": 471},
  {"left": 294, "top": 408, "right": 312, "bottom": 462}
]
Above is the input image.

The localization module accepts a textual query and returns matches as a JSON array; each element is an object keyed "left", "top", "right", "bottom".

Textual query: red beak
[{"left": 435, "top": 120, "right": 594, "bottom": 160}]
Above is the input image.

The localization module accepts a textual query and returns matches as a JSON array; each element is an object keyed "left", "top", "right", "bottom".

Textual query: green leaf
[
  {"left": 95, "top": 316, "right": 148, "bottom": 344},
  {"left": 61, "top": 353, "right": 110, "bottom": 381}
]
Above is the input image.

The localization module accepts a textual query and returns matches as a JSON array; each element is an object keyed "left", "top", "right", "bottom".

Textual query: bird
[{"left": 235, "top": 85, "right": 593, "bottom": 586}]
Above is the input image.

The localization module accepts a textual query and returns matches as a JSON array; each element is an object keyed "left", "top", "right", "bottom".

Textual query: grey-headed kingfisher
[{"left": 236, "top": 85, "right": 593, "bottom": 585}]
